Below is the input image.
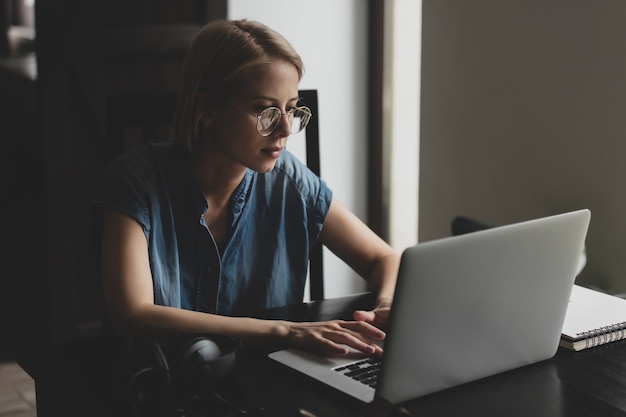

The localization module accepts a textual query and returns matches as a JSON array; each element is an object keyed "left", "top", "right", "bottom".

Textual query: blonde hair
[{"left": 174, "top": 19, "right": 304, "bottom": 151}]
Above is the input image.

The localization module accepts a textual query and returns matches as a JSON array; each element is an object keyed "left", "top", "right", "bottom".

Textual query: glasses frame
[{"left": 217, "top": 97, "right": 312, "bottom": 137}]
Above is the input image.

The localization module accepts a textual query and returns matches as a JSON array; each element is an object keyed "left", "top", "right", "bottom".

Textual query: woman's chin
[{"left": 251, "top": 161, "right": 278, "bottom": 173}]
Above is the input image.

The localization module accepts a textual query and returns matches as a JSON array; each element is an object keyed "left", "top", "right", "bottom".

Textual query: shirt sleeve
[
  {"left": 272, "top": 150, "right": 333, "bottom": 244},
  {"left": 95, "top": 150, "right": 156, "bottom": 237}
]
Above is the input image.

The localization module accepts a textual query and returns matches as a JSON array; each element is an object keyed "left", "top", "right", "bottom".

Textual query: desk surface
[
  {"left": 20, "top": 292, "right": 626, "bottom": 417},
  {"left": 242, "top": 292, "right": 626, "bottom": 417}
]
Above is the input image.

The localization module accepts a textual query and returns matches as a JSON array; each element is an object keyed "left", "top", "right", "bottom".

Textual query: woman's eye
[{"left": 253, "top": 105, "right": 271, "bottom": 114}]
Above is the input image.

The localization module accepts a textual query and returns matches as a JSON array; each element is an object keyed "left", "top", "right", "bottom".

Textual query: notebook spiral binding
[{"left": 581, "top": 322, "right": 626, "bottom": 349}]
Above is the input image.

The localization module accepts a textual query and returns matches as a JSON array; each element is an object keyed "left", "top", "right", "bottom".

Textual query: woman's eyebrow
[{"left": 248, "top": 95, "right": 301, "bottom": 103}]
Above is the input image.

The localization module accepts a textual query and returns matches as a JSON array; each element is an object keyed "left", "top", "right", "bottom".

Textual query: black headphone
[{"left": 128, "top": 335, "right": 250, "bottom": 417}]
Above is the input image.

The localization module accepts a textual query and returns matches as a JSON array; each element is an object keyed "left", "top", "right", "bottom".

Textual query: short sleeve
[
  {"left": 271, "top": 150, "right": 333, "bottom": 244},
  {"left": 95, "top": 150, "right": 156, "bottom": 236}
]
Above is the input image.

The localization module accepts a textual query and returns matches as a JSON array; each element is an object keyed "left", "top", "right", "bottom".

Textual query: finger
[
  {"left": 286, "top": 321, "right": 383, "bottom": 356},
  {"left": 310, "top": 328, "right": 380, "bottom": 356},
  {"left": 299, "top": 322, "right": 379, "bottom": 355},
  {"left": 315, "top": 338, "right": 352, "bottom": 355},
  {"left": 286, "top": 323, "right": 358, "bottom": 355},
  {"left": 354, "top": 309, "right": 388, "bottom": 330},
  {"left": 325, "top": 323, "right": 385, "bottom": 355},
  {"left": 341, "top": 319, "right": 386, "bottom": 340},
  {"left": 322, "top": 330, "right": 381, "bottom": 356},
  {"left": 353, "top": 309, "right": 375, "bottom": 323}
]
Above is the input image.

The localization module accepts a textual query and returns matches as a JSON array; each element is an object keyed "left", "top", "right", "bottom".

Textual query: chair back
[{"left": 297, "top": 90, "right": 324, "bottom": 300}]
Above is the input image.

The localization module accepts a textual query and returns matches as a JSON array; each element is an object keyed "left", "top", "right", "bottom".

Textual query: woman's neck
[{"left": 192, "top": 149, "right": 247, "bottom": 202}]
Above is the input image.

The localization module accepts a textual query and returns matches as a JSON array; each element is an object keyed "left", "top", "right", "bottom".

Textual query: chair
[
  {"left": 104, "top": 92, "right": 179, "bottom": 164},
  {"left": 105, "top": 89, "right": 325, "bottom": 301},
  {"left": 451, "top": 216, "right": 493, "bottom": 236},
  {"left": 298, "top": 89, "right": 324, "bottom": 300}
]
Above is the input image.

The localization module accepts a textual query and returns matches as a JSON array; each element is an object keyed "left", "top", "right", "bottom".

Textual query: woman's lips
[{"left": 262, "top": 146, "right": 283, "bottom": 159}]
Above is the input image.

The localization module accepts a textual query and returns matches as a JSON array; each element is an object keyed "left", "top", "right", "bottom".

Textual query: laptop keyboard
[{"left": 333, "top": 357, "right": 381, "bottom": 388}]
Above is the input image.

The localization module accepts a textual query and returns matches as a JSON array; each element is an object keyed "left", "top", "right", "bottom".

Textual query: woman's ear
[
  {"left": 200, "top": 114, "right": 214, "bottom": 128},
  {"left": 195, "top": 92, "right": 215, "bottom": 128}
]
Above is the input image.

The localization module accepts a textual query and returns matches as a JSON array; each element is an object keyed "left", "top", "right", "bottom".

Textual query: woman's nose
[{"left": 272, "top": 112, "right": 292, "bottom": 137}]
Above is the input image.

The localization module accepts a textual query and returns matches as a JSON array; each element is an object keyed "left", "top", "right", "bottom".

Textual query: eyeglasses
[{"left": 218, "top": 97, "right": 312, "bottom": 137}]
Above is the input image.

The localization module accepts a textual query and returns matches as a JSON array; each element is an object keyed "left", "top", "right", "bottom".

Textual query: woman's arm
[
  {"left": 100, "top": 207, "right": 384, "bottom": 355},
  {"left": 319, "top": 198, "right": 401, "bottom": 329}
]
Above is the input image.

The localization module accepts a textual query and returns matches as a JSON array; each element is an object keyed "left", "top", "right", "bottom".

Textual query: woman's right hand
[{"left": 276, "top": 319, "right": 385, "bottom": 356}]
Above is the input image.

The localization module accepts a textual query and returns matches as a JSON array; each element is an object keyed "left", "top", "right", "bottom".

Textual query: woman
[{"left": 97, "top": 19, "right": 400, "bottom": 357}]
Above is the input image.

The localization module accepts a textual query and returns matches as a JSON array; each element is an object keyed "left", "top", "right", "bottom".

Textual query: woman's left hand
[{"left": 353, "top": 297, "right": 393, "bottom": 331}]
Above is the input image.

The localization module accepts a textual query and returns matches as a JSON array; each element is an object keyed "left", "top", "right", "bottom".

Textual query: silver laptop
[{"left": 269, "top": 209, "right": 590, "bottom": 404}]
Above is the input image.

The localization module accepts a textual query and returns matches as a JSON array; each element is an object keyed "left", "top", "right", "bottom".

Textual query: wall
[
  {"left": 384, "top": 0, "right": 421, "bottom": 251},
  {"left": 228, "top": 0, "right": 369, "bottom": 298},
  {"left": 419, "top": 0, "right": 626, "bottom": 293}
]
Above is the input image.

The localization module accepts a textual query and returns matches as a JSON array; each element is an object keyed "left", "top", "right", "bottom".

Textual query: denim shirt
[{"left": 96, "top": 140, "right": 332, "bottom": 316}]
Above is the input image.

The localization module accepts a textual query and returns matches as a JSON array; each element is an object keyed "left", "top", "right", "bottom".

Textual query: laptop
[{"left": 269, "top": 209, "right": 591, "bottom": 404}]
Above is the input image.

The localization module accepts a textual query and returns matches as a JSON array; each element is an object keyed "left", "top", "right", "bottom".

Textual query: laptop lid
[{"left": 270, "top": 209, "right": 590, "bottom": 404}]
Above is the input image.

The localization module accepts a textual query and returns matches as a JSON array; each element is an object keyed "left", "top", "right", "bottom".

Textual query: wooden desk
[{"left": 19, "top": 292, "right": 626, "bottom": 417}]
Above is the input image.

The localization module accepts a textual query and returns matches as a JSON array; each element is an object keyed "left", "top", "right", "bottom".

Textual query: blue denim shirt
[{"left": 96, "top": 140, "right": 332, "bottom": 316}]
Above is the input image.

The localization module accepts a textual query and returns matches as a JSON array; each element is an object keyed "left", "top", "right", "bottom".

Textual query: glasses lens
[
  {"left": 290, "top": 106, "right": 312, "bottom": 134},
  {"left": 257, "top": 107, "right": 282, "bottom": 136}
]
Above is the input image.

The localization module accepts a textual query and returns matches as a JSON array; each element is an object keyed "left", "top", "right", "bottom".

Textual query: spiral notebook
[
  {"left": 560, "top": 284, "right": 626, "bottom": 351},
  {"left": 269, "top": 209, "right": 591, "bottom": 404}
]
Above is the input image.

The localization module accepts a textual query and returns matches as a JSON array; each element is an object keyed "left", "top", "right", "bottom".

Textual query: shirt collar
[{"left": 173, "top": 146, "right": 254, "bottom": 220}]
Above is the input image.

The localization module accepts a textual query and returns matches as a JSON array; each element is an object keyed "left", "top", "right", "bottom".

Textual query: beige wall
[{"left": 419, "top": 0, "right": 626, "bottom": 293}]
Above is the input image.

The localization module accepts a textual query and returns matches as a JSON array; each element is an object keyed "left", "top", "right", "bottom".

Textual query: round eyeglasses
[{"left": 218, "top": 97, "right": 312, "bottom": 137}]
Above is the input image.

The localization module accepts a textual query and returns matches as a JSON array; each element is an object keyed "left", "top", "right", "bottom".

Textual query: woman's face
[{"left": 208, "top": 59, "right": 301, "bottom": 173}]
